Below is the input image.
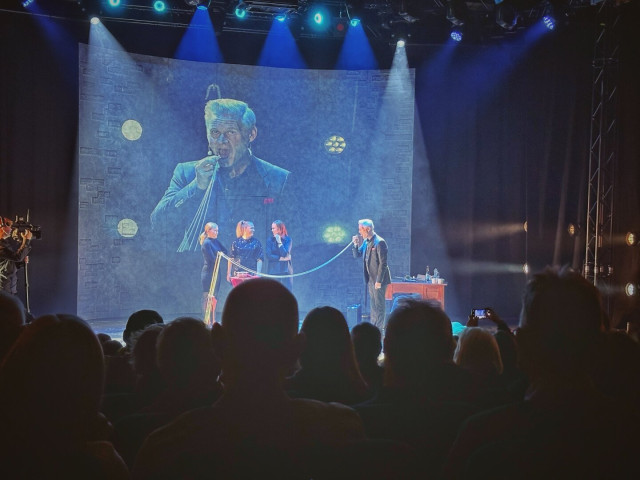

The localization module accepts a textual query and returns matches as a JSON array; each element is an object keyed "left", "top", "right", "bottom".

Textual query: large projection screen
[{"left": 78, "top": 44, "right": 414, "bottom": 321}]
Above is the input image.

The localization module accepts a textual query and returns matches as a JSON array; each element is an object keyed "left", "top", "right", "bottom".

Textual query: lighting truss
[{"left": 583, "top": 0, "right": 620, "bottom": 314}]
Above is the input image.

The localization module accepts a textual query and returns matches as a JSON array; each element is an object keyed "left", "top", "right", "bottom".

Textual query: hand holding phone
[
  {"left": 467, "top": 307, "right": 490, "bottom": 327},
  {"left": 473, "top": 308, "right": 488, "bottom": 319}
]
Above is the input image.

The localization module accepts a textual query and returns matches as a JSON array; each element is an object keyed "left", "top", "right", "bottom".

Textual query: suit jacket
[
  {"left": 266, "top": 235, "right": 293, "bottom": 275},
  {"left": 353, "top": 233, "right": 391, "bottom": 286},
  {"left": 150, "top": 155, "right": 290, "bottom": 226},
  {"left": 150, "top": 155, "right": 290, "bottom": 249}
]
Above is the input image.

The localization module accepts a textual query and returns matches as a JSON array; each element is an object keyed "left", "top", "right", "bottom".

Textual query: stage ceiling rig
[{"left": 3, "top": 0, "right": 602, "bottom": 44}]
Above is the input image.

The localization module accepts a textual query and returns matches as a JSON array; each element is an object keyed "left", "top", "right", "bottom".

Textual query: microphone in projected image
[{"left": 195, "top": 154, "right": 221, "bottom": 188}]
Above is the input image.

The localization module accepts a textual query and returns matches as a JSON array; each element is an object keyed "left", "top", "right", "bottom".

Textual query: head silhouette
[
  {"left": 217, "top": 278, "right": 299, "bottom": 385},
  {"left": 0, "top": 314, "right": 104, "bottom": 447},
  {"left": 0, "top": 290, "right": 26, "bottom": 361},
  {"left": 517, "top": 266, "right": 605, "bottom": 378},
  {"left": 384, "top": 298, "right": 455, "bottom": 386},
  {"left": 157, "top": 317, "right": 218, "bottom": 389},
  {"left": 123, "top": 309, "right": 164, "bottom": 348}
]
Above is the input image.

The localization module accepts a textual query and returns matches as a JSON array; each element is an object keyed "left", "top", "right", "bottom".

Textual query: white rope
[
  {"left": 177, "top": 164, "right": 218, "bottom": 252},
  {"left": 218, "top": 240, "right": 355, "bottom": 279}
]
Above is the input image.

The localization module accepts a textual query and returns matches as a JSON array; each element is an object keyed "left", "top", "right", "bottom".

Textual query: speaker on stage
[{"left": 346, "top": 304, "right": 362, "bottom": 330}]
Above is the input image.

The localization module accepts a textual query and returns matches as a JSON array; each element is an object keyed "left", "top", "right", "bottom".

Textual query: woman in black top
[
  {"left": 227, "top": 220, "right": 263, "bottom": 282},
  {"left": 266, "top": 220, "right": 292, "bottom": 291},
  {"left": 200, "top": 222, "right": 228, "bottom": 297}
]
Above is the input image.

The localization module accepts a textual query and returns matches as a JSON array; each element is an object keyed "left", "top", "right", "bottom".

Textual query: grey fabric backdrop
[{"left": 77, "top": 45, "right": 414, "bottom": 320}]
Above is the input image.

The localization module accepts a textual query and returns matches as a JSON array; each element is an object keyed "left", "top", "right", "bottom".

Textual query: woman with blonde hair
[
  {"left": 199, "top": 222, "right": 227, "bottom": 315},
  {"left": 455, "top": 326, "right": 512, "bottom": 408},
  {"left": 226, "top": 220, "right": 263, "bottom": 282},
  {"left": 454, "top": 327, "right": 503, "bottom": 377}
]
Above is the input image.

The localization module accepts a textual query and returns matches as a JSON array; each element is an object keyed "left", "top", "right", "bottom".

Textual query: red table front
[{"left": 230, "top": 275, "right": 260, "bottom": 288}]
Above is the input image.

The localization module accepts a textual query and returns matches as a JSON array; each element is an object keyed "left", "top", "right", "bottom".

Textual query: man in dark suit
[
  {"left": 352, "top": 219, "right": 391, "bottom": 332},
  {"left": 150, "top": 98, "right": 290, "bottom": 251}
]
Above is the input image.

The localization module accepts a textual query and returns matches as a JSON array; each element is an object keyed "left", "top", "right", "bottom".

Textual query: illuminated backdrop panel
[{"left": 78, "top": 44, "right": 414, "bottom": 320}]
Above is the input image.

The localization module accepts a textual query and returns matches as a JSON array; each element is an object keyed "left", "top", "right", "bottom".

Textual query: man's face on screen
[{"left": 207, "top": 116, "right": 252, "bottom": 169}]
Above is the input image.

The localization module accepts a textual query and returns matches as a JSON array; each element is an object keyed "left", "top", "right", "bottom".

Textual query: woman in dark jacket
[{"left": 266, "top": 220, "right": 292, "bottom": 291}]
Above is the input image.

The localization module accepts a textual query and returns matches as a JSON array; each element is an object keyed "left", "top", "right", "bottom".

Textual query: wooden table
[{"left": 385, "top": 282, "right": 446, "bottom": 310}]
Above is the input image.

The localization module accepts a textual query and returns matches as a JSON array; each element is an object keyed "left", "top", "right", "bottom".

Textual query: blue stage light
[
  {"left": 235, "top": 3, "right": 247, "bottom": 19},
  {"left": 21, "top": 0, "right": 35, "bottom": 7},
  {"left": 397, "top": 39, "right": 405, "bottom": 47},
  {"left": 451, "top": 30, "right": 462, "bottom": 42},
  {"left": 107, "top": 0, "right": 121, "bottom": 7},
  {"left": 90, "top": 16, "right": 101, "bottom": 25},
  {"left": 306, "top": 5, "right": 331, "bottom": 31},
  {"left": 275, "top": 14, "right": 286, "bottom": 22},
  {"left": 543, "top": 15, "right": 555, "bottom": 30},
  {"left": 153, "top": 1, "right": 166, "bottom": 13},
  {"left": 350, "top": 18, "right": 360, "bottom": 27},
  {"left": 196, "top": 4, "right": 208, "bottom": 10}
]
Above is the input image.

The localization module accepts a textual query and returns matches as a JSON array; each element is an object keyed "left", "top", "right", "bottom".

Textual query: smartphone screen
[{"left": 473, "top": 309, "right": 487, "bottom": 319}]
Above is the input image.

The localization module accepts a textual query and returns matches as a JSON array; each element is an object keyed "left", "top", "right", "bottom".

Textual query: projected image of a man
[{"left": 150, "top": 98, "right": 291, "bottom": 251}]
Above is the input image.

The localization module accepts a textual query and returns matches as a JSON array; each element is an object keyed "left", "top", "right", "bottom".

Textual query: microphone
[{"left": 203, "top": 155, "right": 220, "bottom": 171}]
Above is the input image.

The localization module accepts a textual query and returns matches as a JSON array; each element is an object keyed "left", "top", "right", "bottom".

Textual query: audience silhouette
[
  {"left": 443, "top": 267, "right": 640, "bottom": 479},
  {"left": 129, "top": 324, "right": 166, "bottom": 408},
  {"left": 132, "top": 279, "right": 366, "bottom": 479},
  {"left": 454, "top": 326, "right": 516, "bottom": 409},
  {"left": 115, "top": 318, "right": 221, "bottom": 467},
  {"left": 285, "top": 306, "right": 370, "bottom": 405},
  {"left": 0, "top": 314, "right": 128, "bottom": 479},
  {"left": 102, "top": 310, "right": 165, "bottom": 424},
  {"left": 355, "top": 298, "right": 477, "bottom": 477},
  {"left": 2, "top": 266, "right": 639, "bottom": 479},
  {"left": 351, "top": 322, "right": 384, "bottom": 396},
  {"left": 0, "top": 290, "right": 26, "bottom": 362}
]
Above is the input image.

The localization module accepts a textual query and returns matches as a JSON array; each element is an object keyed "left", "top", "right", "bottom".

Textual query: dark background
[{"left": 1, "top": 2, "right": 639, "bottom": 326}]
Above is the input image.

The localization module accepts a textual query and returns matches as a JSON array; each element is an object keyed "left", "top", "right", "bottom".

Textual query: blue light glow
[
  {"left": 451, "top": 30, "right": 463, "bottom": 42},
  {"left": 153, "top": 1, "right": 166, "bottom": 13},
  {"left": 197, "top": 4, "right": 207, "bottom": 10},
  {"left": 21, "top": 0, "right": 35, "bottom": 6},
  {"left": 258, "top": 17, "right": 306, "bottom": 68},
  {"left": 543, "top": 15, "right": 555, "bottom": 30},
  {"left": 276, "top": 14, "right": 286, "bottom": 22},
  {"left": 235, "top": 6, "right": 247, "bottom": 18},
  {"left": 335, "top": 13, "right": 378, "bottom": 70},
  {"left": 107, "top": 0, "right": 121, "bottom": 7},
  {"left": 307, "top": 6, "right": 331, "bottom": 31},
  {"left": 350, "top": 18, "right": 360, "bottom": 27},
  {"left": 175, "top": 5, "right": 223, "bottom": 63}
]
